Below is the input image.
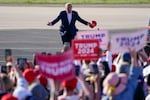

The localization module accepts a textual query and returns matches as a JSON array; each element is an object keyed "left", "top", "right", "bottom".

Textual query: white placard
[{"left": 110, "top": 29, "right": 148, "bottom": 54}]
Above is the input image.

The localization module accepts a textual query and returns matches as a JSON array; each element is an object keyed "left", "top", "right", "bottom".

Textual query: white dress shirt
[{"left": 67, "top": 12, "right": 72, "bottom": 24}]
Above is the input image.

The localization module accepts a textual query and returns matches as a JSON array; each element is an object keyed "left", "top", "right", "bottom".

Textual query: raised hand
[{"left": 47, "top": 22, "right": 52, "bottom": 26}]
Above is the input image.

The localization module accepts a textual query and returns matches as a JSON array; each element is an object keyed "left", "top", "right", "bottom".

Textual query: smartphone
[
  {"left": 17, "top": 58, "right": 27, "bottom": 68},
  {"left": 75, "top": 65, "right": 80, "bottom": 76},
  {"left": 92, "top": 64, "right": 99, "bottom": 74},
  {"left": 5, "top": 49, "right": 12, "bottom": 56},
  {"left": 1, "top": 65, "right": 7, "bottom": 74}
]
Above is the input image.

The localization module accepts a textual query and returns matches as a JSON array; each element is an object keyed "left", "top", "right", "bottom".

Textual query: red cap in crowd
[
  {"left": 62, "top": 77, "right": 77, "bottom": 90},
  {"left": 1, "top": 93, "right": 18, "bottom": 100},
  {"left": 23, "top": 68, "right": 36, "bottom": 84}
]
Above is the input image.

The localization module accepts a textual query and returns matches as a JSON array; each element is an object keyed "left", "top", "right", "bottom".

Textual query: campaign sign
[
  {"left": 35, "top": 49, "right": 75, "bottom": 81},
  {"left": 72, "top": 39, "right": 99, "bottom": 60},
  {"left": 77, "top": 30, "right": 108, "bottom": 50},
  {"left": 111, "top": 29, "right": 148, "bottom": 54}
]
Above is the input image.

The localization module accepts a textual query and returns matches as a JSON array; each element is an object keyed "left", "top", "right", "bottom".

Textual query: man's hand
[
  {"left": 47, "top": 22, "right": 52, "bottom": 26},
  {"left": 60, "top": 31, "right": 67, "bottom": 36},
  {"left": 89, "top": 23, "right": 94, "bottom": 28}
]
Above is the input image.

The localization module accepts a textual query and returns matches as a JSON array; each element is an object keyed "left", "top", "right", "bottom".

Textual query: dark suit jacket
[{"left": 51, "top": 10, "right": 89, "bottom": 39}]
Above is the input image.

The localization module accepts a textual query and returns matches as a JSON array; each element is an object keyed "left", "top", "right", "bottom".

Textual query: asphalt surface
[
  {"left": 0, "top": 5, "right": 150, "bottom": 64},
  {"left": 0, "top": 29, "right": 63, "bottom": 63}
]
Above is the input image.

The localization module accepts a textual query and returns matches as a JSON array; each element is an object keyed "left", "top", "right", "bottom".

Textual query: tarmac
[{"left": 0, "top": 4, "right": 149, "bottom": 64}]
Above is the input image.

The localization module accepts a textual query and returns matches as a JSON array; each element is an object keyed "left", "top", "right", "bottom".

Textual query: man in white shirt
[{"left": 47, "top": 3, "right": 92, "bottom": 46}]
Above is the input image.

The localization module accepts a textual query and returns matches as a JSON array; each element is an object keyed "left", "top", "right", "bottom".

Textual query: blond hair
[{"left": 65, "top": 2, "right": 72, "bottom": 8}]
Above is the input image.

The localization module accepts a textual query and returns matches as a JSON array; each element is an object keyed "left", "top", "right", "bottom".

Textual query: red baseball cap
[
  {"left": 23, "top": 68, "right": 36, "bottom": 84},
  {"left": 62, "top": 77, "right": 77, "bottom": 90},
  {"left": 92, "top": 20, "right": 97, "bottom": 26},
  {"left": 1, "top": 93, "right": 18, "bottom": 100}
]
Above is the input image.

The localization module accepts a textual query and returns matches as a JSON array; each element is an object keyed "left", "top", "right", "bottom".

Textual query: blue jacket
[{"left": 51, "top": 10, "right": 89, "bottom": 37}]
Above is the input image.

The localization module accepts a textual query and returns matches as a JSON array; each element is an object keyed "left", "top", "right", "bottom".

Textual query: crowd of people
[{"left": 0, "top": 40, "right": 150, "bottom": 100}]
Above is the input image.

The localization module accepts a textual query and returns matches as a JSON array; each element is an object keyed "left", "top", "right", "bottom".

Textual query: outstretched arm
[
  {"left": 77, "top": 73, "right": 94, "bottom": 100},
  {"left": 76, "top": 11, "right": 90, "bottom": 26},
  {"left": 47, "top": 12, "right": 61, "bottom": 26},
  {"left": 76, "top": 11, "right": 97, "bottom": 29}
]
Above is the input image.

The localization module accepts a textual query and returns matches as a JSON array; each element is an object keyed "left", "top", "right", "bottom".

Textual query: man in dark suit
[{"left": 47, "top": 3, "right": 95, "bottom": 46}]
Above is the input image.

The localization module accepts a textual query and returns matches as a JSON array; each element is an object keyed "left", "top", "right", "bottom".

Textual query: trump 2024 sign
[{"left": 72, "top": 39, "right": 99, "bottom": 60}]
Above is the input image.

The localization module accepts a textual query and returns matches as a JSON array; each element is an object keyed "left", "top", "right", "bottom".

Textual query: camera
[
  {"left": 17, "top": 58, "right": 27, "bottom": 68},
  {"left": 1, "top": 65, "right": 12, "bottom": 74},
  {"left": 5, "top": 49, "right": 13, "bottom": 62}
]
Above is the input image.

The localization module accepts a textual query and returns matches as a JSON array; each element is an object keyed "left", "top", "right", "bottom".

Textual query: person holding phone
[
  {"left": 47, "top": 2, "right": 96, "bottom": 46},
  {"left": 5, "top": 49, "right": 13, "bottom": 63}
]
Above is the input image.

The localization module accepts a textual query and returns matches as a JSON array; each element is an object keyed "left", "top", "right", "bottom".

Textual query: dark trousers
[{"left": 61, "top": 31, "right": 75, "bottom": 46}]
